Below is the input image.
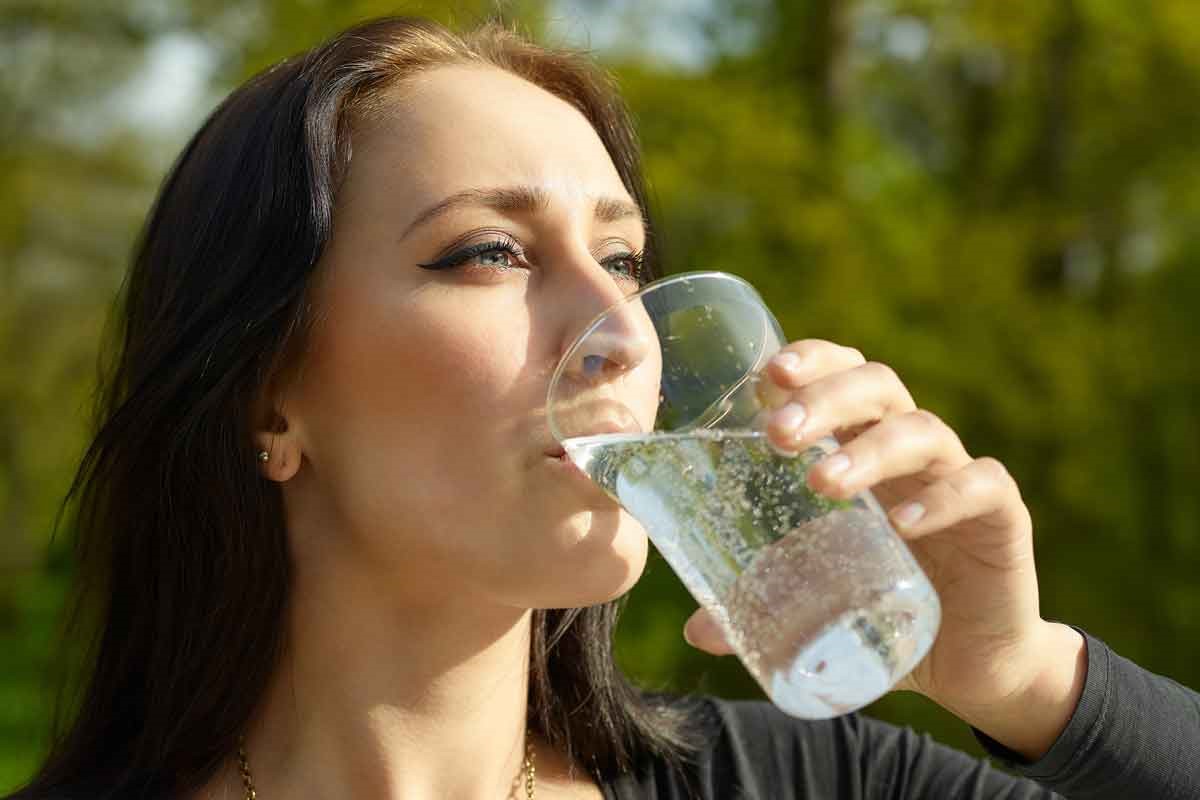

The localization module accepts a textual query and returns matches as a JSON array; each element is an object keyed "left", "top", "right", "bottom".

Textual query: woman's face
[{"left": 278, "top": 64, "right": 656, "bottom": 609}]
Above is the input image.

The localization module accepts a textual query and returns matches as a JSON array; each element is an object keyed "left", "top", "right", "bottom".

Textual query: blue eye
[
  {"left": 417, "top": 237, "right": 647, "bottom": 287},
  {"left": 417, "top": 235, "right": 527, "bottom": 272},
  {"left": 601, "top": 250, "right": 646, "bottom": 286}
]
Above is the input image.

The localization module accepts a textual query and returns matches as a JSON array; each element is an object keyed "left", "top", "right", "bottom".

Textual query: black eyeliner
[
  {"left": 418, "top": 241, "right": 499, "bottom": 270},
  {"left": 416, "top": 237, "right": 646, "bottom": 284},
  {"left": 417, "top": 234, "right": 523, "bottom": 270}
]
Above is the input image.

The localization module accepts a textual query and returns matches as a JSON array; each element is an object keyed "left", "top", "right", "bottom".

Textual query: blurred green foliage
[{"left": 3, "top": 0, "right": 1200, "bottom": 790}]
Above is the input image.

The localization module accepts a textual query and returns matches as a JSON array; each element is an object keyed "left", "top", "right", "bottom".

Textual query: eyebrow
[{"left": 401, "top": 185, "right": 646, "bottom": 239}]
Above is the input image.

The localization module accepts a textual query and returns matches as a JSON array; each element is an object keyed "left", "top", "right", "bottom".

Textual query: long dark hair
[{"left": 10, "top": 16, "right": 699, "bottom": 800}]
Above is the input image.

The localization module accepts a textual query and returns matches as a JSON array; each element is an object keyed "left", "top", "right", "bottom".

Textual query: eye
[
  {"left": 417, "top": 234, "right": 529, "bottom": 273},
  {"left": 598, "top": 249, "right": 647, "bottom": 288},
  {"left": 417, "top": 233, "right": 647, "bottom": 287},
  {"left": 473, "top": 246, "right": 521, "bottom": 270}
]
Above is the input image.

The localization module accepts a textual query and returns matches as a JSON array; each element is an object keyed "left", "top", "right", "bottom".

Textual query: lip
[
  {"left": 546, "top": 449, "right": 589, "bottom": 482},
  {"left": 541, "top": 418, "right": 642, "bottom": 460}
]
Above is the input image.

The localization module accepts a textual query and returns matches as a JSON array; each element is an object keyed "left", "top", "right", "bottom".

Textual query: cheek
[
  {"left": 308, "top": 310, "right": 520, "bottom": 440},
  {"left": 322, "top": 272, "right": 532, "bottom": 407},
  {"left": 294, "top": 285, "right": 533, "bottom": 539}
]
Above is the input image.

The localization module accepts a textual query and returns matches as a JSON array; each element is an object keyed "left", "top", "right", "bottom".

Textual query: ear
[{"left": 254, "top": 407, "right": 303, "bottom": 483}]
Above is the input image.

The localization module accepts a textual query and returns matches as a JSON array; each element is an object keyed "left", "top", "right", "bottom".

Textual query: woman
[{"left": 8, "top": 15, "right": 1196, "bottom": 800}]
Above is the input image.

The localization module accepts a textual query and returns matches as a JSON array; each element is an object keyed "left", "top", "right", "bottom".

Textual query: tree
[{"left": 4, "top": 0, "right": 1200, "bottom": 787}]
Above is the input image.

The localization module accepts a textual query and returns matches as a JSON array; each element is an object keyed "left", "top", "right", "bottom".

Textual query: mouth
[
  {"left": 543, "top": 419, "right": 640, "bottom": 461},
  {"left": 545, "top": 445, "right": 587, "bottom": 481}
]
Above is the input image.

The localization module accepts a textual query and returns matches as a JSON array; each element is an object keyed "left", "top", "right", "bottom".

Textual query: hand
[{"left": 683, "top": 340, "right": 1082, "bottom": 751}]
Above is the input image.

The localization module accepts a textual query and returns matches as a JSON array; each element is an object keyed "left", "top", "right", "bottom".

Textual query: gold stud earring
[{"left": 257, "top": 450, "right": 270, "bottom": 463}]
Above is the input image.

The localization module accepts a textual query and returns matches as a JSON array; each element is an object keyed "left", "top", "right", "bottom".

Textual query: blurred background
[{"left": 3, "top": 0, "right": 1199, "bottom": 789}]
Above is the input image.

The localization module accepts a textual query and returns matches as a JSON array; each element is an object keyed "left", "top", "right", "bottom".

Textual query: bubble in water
[{"left": 570, "top": 429, "right": 938, "bottom": 718}]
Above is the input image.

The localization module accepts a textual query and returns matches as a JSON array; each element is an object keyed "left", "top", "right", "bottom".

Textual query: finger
[
  {"left": 683, "top": 608, "right": 736, "bottom": 655},
  {"left": 767, "top": 340, "right": 867, "bottom": 391},
  {"left": 765, "top": 360, "right": 918, "bottom": 453},
  {"left": 756, "top": 341, "right": 866, "bottom": 411},
  {"left": 807, "top": 409, "right": 971, "bottom": 499},
  {"left": 886, "top": 457, "right": 1031, "bottom": 545}
]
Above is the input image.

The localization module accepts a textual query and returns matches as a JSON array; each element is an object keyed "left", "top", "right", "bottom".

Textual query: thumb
[{"left": 683, "top": 608, "right": 736, "bottom": 655}]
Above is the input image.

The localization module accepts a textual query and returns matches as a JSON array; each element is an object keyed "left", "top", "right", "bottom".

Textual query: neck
[{"left": 239, "top": 554, "right": 535, "bottom": 800}]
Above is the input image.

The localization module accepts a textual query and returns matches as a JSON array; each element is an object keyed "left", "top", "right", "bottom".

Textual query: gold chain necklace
[{"left": 236, "top": 734, "right": 537, "bottom": 799}]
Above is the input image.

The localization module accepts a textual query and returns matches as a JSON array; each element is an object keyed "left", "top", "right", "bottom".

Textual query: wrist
[{"left": 961, "top": 622, "right": 1088, "bottom": 763}]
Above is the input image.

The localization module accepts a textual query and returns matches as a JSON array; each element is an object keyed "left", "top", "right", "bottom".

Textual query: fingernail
[
  {"left": 892, "top": 502, "right": 926, "bottom": 528},
  {"left": 820, "top": 453, "right": 852, "bottom": 478},
  {"left": 684, "top": 612, "right": 717, "bottom": 647},
  {"left": 774, "top": 352, "right": 803, "bottom": 375},
  {"left": 775, "top": 403, "right": 807, "bottom": 436}
]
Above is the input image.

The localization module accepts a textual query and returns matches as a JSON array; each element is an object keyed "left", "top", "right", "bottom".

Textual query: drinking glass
[{"left": 546, "top": 271, "right": 940, "bottom": 718}]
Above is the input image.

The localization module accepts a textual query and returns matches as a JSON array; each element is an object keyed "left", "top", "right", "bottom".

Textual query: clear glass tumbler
[{"left": 547, "top": 271, "right": 940, "bottom": 718}]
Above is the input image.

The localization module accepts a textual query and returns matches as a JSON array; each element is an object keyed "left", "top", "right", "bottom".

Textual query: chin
[{"left": 550, "top": 509, "right": 650, "bottom": 605}]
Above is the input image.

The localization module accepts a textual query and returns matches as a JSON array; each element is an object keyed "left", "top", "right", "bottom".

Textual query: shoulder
[
  {"left": 666, "top": 692, "right": 871, "bottom": 757},
  {"left": 607, "top": 693, "right": 871, "bottom": 800},
  {"left": 651, "top": 696, "right": 1055, "bottom": 799}
]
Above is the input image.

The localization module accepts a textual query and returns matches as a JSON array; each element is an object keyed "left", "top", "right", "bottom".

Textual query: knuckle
[
  {"left": 871, "top": 413, "right": 911, "bottom": 444},
  {"left": 863, "top": 360, "right": 898, "bottom": 383},
  {"left": 936, "top": 474, "right": 972, "bottom": 506},
  {"left": 907, "top": 408, "right": 944, "bottom": 434},
  {"left": 909, "top": 408, "right": 963, "bottom": 446},
  {"left": 842, "top": 346, "right": 867, "bottom": 365},
  {"left": 975, "top": 456, "right": 1013, "bottom": 487}
]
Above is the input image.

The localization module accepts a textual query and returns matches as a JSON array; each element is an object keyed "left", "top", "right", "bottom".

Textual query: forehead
[{"left": 345, "top": 64, "right": 633, "bottom": 213}]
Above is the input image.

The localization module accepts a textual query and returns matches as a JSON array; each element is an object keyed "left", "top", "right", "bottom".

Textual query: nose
[
  {"left": 568, "top": 328, "right": 649, "bottom": 383},
  {"left": 559, "top": 290, "right": 654, "bottom": 386},
  {"left": 551, "top": 245, "right": 654, "bottom": 382},
  {"left": 550, "top": 298, "right": 655, "bottom": 442}
]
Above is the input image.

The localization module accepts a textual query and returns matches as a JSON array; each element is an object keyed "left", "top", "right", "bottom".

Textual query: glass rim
[{"left": 546, "top": 270, "right": 768, "bottom": 442}]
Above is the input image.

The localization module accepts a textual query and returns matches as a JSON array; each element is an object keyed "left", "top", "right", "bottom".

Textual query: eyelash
[{"left": 417, "top": 235, "right": 647, "bottom": 285}]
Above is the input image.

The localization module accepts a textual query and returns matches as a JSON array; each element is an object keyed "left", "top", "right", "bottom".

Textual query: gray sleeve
[
  {"left": 609, "top": 638, "right": 1200, "bottom": 800},
  {"left": 846, "top": 711, "right": 1060, "bottom": 799},
  {"left": 699, "top": 697, "right": 1060, "bottom": 798},
  {"left": 970, "top": 626, "right": 1200, "bottom": 799}
]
